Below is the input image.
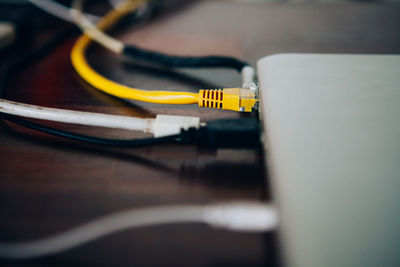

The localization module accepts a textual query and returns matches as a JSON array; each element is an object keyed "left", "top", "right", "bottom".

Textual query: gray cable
[
  {"left": 0, "top": 202, "right": 278, "bottom": 260},
  {"left": 0, "top": 205, "right": 206, "bottom": 259}
]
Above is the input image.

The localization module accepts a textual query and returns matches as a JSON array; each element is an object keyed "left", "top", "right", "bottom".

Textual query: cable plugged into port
[
  {"left": 152, "top": 114, "right": 201, "bottom": 137},
  {"left": 204, "top": 202, "right": 279, "bottom": 232},
  {"left": 199, "top": 88, "right": 258, "bottom": 112},
  {"left": 0, "top": 98, "right": 261, "bottom": 148},
  {"left": 181, "top": 117, "right": 261, "bottom": 148},
  {"left": 0, "top": 201, "right": 278, "bottom": 259}
]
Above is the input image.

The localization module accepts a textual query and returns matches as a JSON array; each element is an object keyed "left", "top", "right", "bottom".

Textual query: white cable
[
  {"left": 0, "top": 202, "right": 278, "bottom": 259},
  {"left": 28, "top": 0, "right": 122, "bottom": 52},
  {"left": 0, "top": 99, "right": 200, "bottom": 136},
  {"left": 241, "top": 66, "right": 258, "bottom": 90},
  {"left": 0, "top": 98, "right": 151, "bottom": 132},
  {"left": 28, "top": 0, "right": 144, "bottom": 54},
  {"left": 28, "top": 0, "right": 100, "bottom": 23},
  {"left": 71, "top": 0, "right": 126, "bottom": 53}
]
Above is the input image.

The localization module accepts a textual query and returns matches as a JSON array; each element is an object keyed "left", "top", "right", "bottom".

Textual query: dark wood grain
[{"left": 0, "top": 1, "right": 399, "bottom": 266}]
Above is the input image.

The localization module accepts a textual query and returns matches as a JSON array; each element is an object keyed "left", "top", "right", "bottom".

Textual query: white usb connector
[
  {"left": 152, "top": 114, "right": 201, "bottom": 137},
  {"left": 204, "top": 201, "right": 279, "bottom": 232}
]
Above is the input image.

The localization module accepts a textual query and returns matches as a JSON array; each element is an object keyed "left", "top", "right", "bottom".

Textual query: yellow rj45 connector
[{"left": 198, "top": 88, "right": 259, "bottom": 112}]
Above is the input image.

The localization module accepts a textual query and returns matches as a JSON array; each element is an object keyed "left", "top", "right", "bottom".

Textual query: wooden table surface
[{"left": 0, "top": 1, "right": 399, "bottom": 266}]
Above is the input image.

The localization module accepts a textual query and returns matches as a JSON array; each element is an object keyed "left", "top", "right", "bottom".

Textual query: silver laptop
[{"left": 258, "top": 54, "right": 400, "bottom": 267}]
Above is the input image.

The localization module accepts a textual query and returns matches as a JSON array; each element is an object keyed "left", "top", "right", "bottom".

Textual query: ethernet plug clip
[{"left": 199, "top": 88, "right": 259, "bottom": 112}]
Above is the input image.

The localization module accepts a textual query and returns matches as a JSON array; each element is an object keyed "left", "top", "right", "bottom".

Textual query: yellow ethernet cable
[
  {"left": 71, "top": 0, "right": 198, "bottom": 105},
  {"left": 70, "top": 0, "right": 258, "bottom": 111}
]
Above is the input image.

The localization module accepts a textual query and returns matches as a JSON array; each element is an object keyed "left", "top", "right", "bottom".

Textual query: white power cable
[
  {"left": 29, "top": 0, "right": 146, "bottom": 54},
  {"left": 71, "top": 0, "right": 127, "bottom": 53},
  {"left": 0, "top": 99, "right": 201, "bottom": 136},
  {"left": 28, "top": 0, "right": 142, "bottom": 23},
  {"left": 28, "top": 0, "right": 100, "bottom": 23},
  {"left": 0, "top": 202, "right": 278, "bottom": 260},
  {"left": 28, "top": 0, "right": 123, "bottom": 52},
  {"left": 0, "top": 98, "right": 151, "bottom": 132}
]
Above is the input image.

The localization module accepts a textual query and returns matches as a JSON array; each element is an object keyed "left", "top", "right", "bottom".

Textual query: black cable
[
  {"left": 118, "top": 1, "right": 250, "bottom": 72},
  {"left": 123, "top": 45, "right": 249, "bottom": 72},
  {"left": 180, "top": 118, "right": 261, "bottom": 149},
  {"left": 1, "top": 113, "right": 179, "bottom": 147},
  {"left": 0, "top": 26, "right": 180, "bottom": 148}
]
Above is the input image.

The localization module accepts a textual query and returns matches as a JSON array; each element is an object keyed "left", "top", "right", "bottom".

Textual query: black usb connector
[{"left": 181, "top": 118, "right": 261, "bottom": 149}]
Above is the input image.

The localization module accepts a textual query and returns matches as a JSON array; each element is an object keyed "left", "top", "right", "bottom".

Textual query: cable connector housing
[
  {"left": 199, "top": 88, "right": 258, "bottom": 112},
  {"left": 153, "top": 114, "right": 201, "bottom": 137},
  {"left": 181, "top": 118, "right": 261, "bottom": 148},
  {"left": 204, "top": 202, "right": 279, "bottom": 232}
]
